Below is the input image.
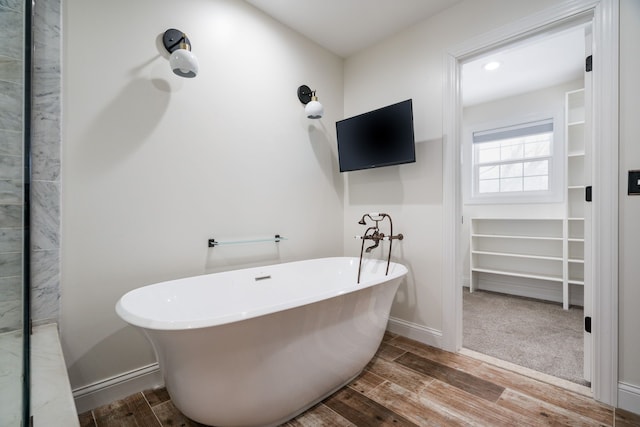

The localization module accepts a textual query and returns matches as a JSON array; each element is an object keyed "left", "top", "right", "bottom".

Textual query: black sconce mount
[
  {"left": 297, "top": 85, "right": 314, "bottom": 104},
  {"left": 163, "top": 28, "right": 191, "bottom": 53}
]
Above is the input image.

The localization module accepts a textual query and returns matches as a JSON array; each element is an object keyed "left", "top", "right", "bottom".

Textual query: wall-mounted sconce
[
  {"left": 163, "top": 28, "right": 199, "bottom": 78},
  {"left": 297, "top": 85, "right": 324, "bottom": 119}
]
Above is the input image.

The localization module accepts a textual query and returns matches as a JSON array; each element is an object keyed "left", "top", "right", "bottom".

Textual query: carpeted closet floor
[{"left": 463, "top": 288, "right": 588, "bottom": 386}]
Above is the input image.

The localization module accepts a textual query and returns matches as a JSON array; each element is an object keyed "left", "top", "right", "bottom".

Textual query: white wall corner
[
  {"left": 618, "top": 382, "right": 640, "bottom": 415},
  {"left": 387, "top": 317, "right": 443, "bottom": 348},
  {"left": 72, "top": 364, "right": 163, "bottom": 414}
]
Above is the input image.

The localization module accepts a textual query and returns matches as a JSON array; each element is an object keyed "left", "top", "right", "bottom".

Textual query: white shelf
[
  {"left": 471, "top": 217, "right": 563, "bottom": 220},
  {"left": 471, "top": 233, "right": 562, "bottom": 241},
  {"left": 471, "top": 250, "right": 563, "bottom": 262},
  {"left": 471, "top": 267, "right": 563, "bottom": 283}
]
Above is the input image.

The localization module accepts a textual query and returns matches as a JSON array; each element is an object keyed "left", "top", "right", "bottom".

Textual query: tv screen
[{"left": 336, "top": 99, "right": 416, "bottom": 172}]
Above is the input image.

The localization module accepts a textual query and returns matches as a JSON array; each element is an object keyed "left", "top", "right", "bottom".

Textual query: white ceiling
[
  {"left": 462, "top": 25, "right": 586, "bottom": 106},
  {"left": 244, "top": 1, "right": 586, "bottom": 106},
  {"left": 244, "top": 0, "right": 463, "bottom": 58}
]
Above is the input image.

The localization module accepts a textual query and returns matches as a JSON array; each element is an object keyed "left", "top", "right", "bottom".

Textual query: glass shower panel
[{"left": 0, "top": 0, "right": 28, "bottom": 425}]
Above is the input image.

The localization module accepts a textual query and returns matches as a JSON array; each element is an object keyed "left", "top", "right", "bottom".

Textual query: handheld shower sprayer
[{"left": 358, "top": 212, "right": 382, "bottom": 226}]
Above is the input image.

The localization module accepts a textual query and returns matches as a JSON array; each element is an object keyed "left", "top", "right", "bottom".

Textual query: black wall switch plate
[{"left": 629, "top": 170, "right": 640, "bottom": 195}]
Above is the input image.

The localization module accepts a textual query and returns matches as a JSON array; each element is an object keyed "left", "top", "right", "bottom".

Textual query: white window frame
[{"left": 464, "top": 113, "right": 564, "bottom": 204}]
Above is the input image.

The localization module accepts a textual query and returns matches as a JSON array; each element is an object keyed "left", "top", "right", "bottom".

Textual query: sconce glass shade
[
  {"left": 163, "top": 29, "right": 198, "bottom": 78},
  {"left": 305, "top": 96, "right": 324, "bottom": 119},
  {"left": 170, "top": 46, "right": 199, "bottom": 78}
]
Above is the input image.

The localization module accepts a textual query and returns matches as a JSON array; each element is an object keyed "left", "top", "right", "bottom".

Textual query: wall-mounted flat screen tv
[{"left": 336, "top": 99, "right": 416, "bottom": 172}]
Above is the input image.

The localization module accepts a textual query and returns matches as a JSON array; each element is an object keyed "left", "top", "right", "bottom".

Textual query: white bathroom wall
[
  {"left": 61, "top": 0, "right": 344, "bottom": 390},
  {"left": 342, "top": 0, "right": 559, "bottom": 342}
]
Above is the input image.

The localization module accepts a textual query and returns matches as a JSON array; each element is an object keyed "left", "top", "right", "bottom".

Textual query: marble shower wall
[
  {"left": 0, "top": 0, "right": 61, "bottom": 331},
  {"left": 0, "top": 0, "right": 24, "bottom": 332},
  {"left": 31, "top": 0, "right": 61, "bottom": 325}
]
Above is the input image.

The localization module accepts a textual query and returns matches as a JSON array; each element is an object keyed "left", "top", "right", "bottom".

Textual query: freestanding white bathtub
[{"left": 116, "top": 257, "right": 407, "bottom": 426}]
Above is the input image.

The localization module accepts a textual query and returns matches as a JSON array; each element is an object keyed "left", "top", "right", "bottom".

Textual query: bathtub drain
[{"left": 254, "top": 275, "right": 272, "bottom": 281}]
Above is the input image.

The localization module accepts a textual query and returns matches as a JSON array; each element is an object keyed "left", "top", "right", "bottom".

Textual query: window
[{"left": 470, "top": 118, "right": 561, "bottom": 203}]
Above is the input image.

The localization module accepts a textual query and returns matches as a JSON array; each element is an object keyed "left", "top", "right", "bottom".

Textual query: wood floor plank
[
  {"left": 364, "top": 380, "right": 470, "bottom": 426},
  {"left": 391, "top": 336, "right": 485, "bottom": 371},
  {"left": 77, "top": 411, "right": 96, "bottom": 427},
  {"left": 382, "top": 331, "right": 398, "bottom": 342},
  {"left": 372, "top": 341, "right": 408, "bottom": 361},
  {"left": 323, "top": 386, "right": 419, "bottom": 426},
  {"left": 366, "top": 355, "right": 435, "bottom": 394},
  {"left": 497, "top": 388, "right": 608, "bottom": 426},
  {"left": 422, "top": 379, "right": 540, "bottom": 427},
  {"left": 396, "top": 351, "right": 505, "bottom": 402},
  {"left": 348, "top": 370, "right": 386, "bottom": 394},
  {"left": 143, "top": 387, "right": 171, "bottom": 407},
  {"left": 93, "top": 392, "right": 160, "bottom": 427},
  {"left": 614, "top": 408, "right": 640, "bottom": 427},
  {"left": 151, "top": 400, "right": 207, "bottom": 426},
  {"left": 285, "top": 403, "right": 357, "bottom": 426},
  {"left": 473, "top": 362, "right": 613, "bottom": 425}
]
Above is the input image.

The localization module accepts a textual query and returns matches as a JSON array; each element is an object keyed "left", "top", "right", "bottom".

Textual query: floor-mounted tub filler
[{"left": 116, "top": 257, "right": 407, "bottom": 427}]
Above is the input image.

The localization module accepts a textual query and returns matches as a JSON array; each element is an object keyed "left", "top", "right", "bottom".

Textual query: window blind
[{"left": 473, "top": 118, "right": 553, "bottom": 144}]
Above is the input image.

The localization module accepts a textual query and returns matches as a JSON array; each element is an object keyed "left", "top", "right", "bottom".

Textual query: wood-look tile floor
[{"left": 78, "top": 333, "right": 640, "bottom": 427}]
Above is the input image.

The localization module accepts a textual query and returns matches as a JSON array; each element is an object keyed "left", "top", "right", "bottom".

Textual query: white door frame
[{"left": 441, "top": 0, "right": 619, "bottom": 406}]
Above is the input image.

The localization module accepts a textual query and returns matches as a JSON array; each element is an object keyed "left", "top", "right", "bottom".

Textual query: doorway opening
[
  {"left": 459, "top": 22, "right": 592, "bottom": 388},
  {"left": 442, "top": 0, "right": 619, "bottom": 406}
]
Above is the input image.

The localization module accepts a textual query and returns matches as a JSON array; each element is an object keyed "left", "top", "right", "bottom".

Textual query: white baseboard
[
  {"left": 73, "top": 363, "right": 163, "bottom": 413},
  {"left": 618, "top": 382, "right": 640, "bottom": 414},
  {"left": 387, "top": 316, "right": 443, "bottom": 348}
]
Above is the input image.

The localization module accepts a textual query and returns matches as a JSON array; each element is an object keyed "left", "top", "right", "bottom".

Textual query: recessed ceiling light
[{"left": 483, "top": 61, "right": 501, "bottom": 71}]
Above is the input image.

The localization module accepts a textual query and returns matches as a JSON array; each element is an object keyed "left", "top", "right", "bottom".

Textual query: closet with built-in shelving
[{"left": 469, "top": 89, "right": 586, "bottom": 310}]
